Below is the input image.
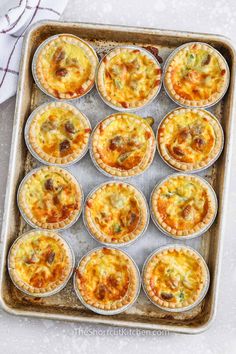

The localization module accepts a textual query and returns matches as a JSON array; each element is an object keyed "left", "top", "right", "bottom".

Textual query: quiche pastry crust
[
  {"left": 8, "top": 230, "right": 74, "bottom": 296},
  {"left": 84, "top": 182, "right": 148, "bottom": 245},
  {"left": 164, "top": 42, "right": 229, "bottom": 108},
  {"left": 91, "top": 113, "right": 156, "bottom": 178},
  {"left": 35, "top": 34, "right": 98, "bottom": 99},
  {"left": 27, "top": 102, "right": 91, "bottom": 165},
  {"left": 97, "top": 46, "right": 162, "bottom": 110},
  {"left": 18, "top": 166, "right": 83, "bottom": 230},
  {"left": 75, "top": 247, "right": 139, "bottom": 311},
  {"left": 157, "top": 108, "right": 223, "bottom": 171},
  {"left": 151, "top": 174, "right": 217, "bottom": 237},
  {"left": 143, "top": 246, "right": 209, "bottom": 310}
]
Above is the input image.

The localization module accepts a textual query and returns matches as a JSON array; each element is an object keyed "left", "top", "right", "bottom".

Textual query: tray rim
[{"left": 0, "top": 19, "right": 235, "bottom": 335}]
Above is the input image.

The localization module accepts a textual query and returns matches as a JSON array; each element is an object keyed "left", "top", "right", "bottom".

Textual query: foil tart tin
[
  {"left": 24, "top": 101, "right": 91, "bottom": 167},
  {"left": 73, "top": 246, "right": 141, "bottom": 315},
  {"left": 163, "top": 41, "right": 230, "bottom": 109},
  {"left": 150, "top": 173, "right": 218, "bottom": 240},
  {"left": 82, "top": 181, "right": 150, "bottom": 248},
  {"left": 32, "top": 34, "right": 99, "bottom": 101},
  {"left": 156, "top": 107, "right": 225, "bottom": 173},
  {"left": 17, "top": 166, "right": 84, "bottom": 231},
  {"left": 95, "top": 45, "right": 162, "bottom": 112},
  {"left": 89, "top": 113, "right": 156, "bottom": 179},
  {"left": 141, "top": 244, "right": 210, "bottom": 312},
  {"left": 8, "top": 229, "right": 75, "bottom": 298}
]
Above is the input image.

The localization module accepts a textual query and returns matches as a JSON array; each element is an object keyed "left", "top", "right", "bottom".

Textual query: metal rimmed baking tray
[{"left": 0, "top": 20, "right": 235, "bottom": 334}]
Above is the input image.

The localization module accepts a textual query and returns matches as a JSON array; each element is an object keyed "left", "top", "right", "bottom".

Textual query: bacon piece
[
  {"left": 55, "top": 68, "right": 68, "bottom": 77},
  {"left": 46, "top": 251, "right": 55, "bottom": 264},
  {"left": 59, "top": 139, "right": 70, "bottom": 152},
  {"left": 65, "top": 121, "right": 75, "bottom": 134},
  {"left": 120, "top": 101, "right": 129, "bottom": 108},
  {"left": 173, "top": 146, "right": 185, "bottom": 156},
  {"left": 161, "top": 292, "right": 173, "bottom": 301},
  {"left": 53, "top": 48, "right": 65, "bottom": 63},
  {"left": 202, "top": 54, "right": 211, "bottom": 65},
  {"left": 144, "top": 45, "right": 163, "bottom": 63},
  {"left": 193, "top": 137, "right": 205, "bottom": 150},
  {"left": 44, "top": 178, "right": 54, "bottom": 191}
]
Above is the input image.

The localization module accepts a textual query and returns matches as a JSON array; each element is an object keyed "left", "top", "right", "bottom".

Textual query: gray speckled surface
[{"left": 0, "top": 0, "right": 236, "bottom": 353}]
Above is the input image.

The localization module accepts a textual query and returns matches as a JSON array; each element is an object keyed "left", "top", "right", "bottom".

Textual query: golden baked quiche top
[
  {"left": 35, "top": 34, "right": 98, "bottom": 99},
  {"left": 158, "top": 108, "right": 223, "bottom": 171},
  {"left": 8, "top": 230, "right": 74, "bottom": 296},
  {"left": 27, "top": 102, "right": 91, "bottom": 165},
  {"left": 84, "top": 182, "right": 148, "bottom": 245},
  {"left": 18, "top": 166, "right": 83, "bottom": 230},
  {"left": 91, "top": 113, "right": 155, "bottom": 177},
  {"left": 75, "top": 247, "right": 139, "bottom": 311},
  {"left": 164, "top": 42, "right": 229, "bottom": 107},
  {"left": 97, "top": 46, "right": 162, "bottom": 109},
  {"left": 151, "top": 174, "right": 216, "bottom": 237},
  {"left": 143, "top": 246, "right": 209, "bottom": 310}
]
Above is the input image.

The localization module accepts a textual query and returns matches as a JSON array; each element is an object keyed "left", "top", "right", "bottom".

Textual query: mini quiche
[
  {"left": 34, "top": 34, "right": 98, "bottom": 99},
  {"left": 157, "top": 108, "right": 224, "bottom": 171},
  {"left": 26, "top": 102, "right": 91, "bottom": 165},
  {"left": 142, "top": 245, "right": 209, "bottom": 310},
  {"left": 164, "top": 42, "right": 229, "bottom": 107},
  {"left": 8, "top": 230, "right": 74, "bottom": 296},
  {"left": 84, "top": 182, "right": 148, "bottom": 245},
  {"left": 18, "top": 166, "right": 83, "bottom": 230},
  {"left": 74, "top": 247, "right": 140, "bottom": 312},
  {"left": 91, "top": 113, "right": 156, "bottom": 177},
  {"left": 97, "top": 46, "right": 162, "bottom": 110},
  {"left": 151, "top": 174, "right": 217, "bottom": 238}
]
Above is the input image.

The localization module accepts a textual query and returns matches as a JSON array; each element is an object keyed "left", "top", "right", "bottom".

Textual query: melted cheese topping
[
  {"left": 159, "top": 110, "right": 217, "bottom": 164},
  {"left": 95, "top": 115, "right": 153, "bottom": 171},
  {"left": 87, "top": 184, "right": 141, "bottom": 240},
  {"left": 39, "top": 38, "right": 93, "bottom": 97},
  {"left": 32, "top": 107, "right": 91, "bottom": 158},
  {"left": 102, "top": 49, "right": 160, "bottom": 107},
  {"left": 169, "top": 45, "right": 226, "bottom": 101},
  {"left": 156, "top": 176, "right": 209, "bottom": 232},
  {"left": 147, "top": 249, "right": 205, "bottom": 306},
  {"left": 77, "top": 248, "right": 131, "bottom": 305},
  {"left": 22, "top": 169, "right": 80, "bottom": 225},
  {"left": 13, "top": 233, "right": 70, "bottom": 289}
]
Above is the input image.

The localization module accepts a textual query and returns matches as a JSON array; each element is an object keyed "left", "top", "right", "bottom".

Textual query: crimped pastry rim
[
  {"left": 32, "top": 34, "right": 98, "bottom": 100},
  {"left": 8, "top": 229, "right": 75, "bottom": 297},
  {"left": 95, "top": 45, "right": 162, "bottom": 112},
  {"left": 25, "top": 101, "right": 91, "bottom": 166},
  {"left": 142, "top": 244, "right": 210, "bottom": 312},
  {"left": 150, "top": 173, "right": 218, "bottom": 239},
  {"left": 156, "top": 107, "right": 224, "bottom": 172},
  {"left": 17, "top": 166, "right": 83, "bottom": 231},
  {"left": 83, "top": 181, "right": 149, "bottom": 246},
  {"left": 90, "top": 113, "right": 156, "bottom": 178},
  {"left": 163, "top": 42, "right": 230, "bottom": 109},
  {"left": 73, "top": 247, "right": 141, "bottom": 314}
]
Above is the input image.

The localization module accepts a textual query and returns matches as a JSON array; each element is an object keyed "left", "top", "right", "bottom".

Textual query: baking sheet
[{"left": 0, "top": 21, "right": 235, "bottom": 334}]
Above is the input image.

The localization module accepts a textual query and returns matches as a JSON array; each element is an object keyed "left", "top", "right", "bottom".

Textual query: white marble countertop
[{"left": 0, "top": 0, "right": 236, "bottom": 353}]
